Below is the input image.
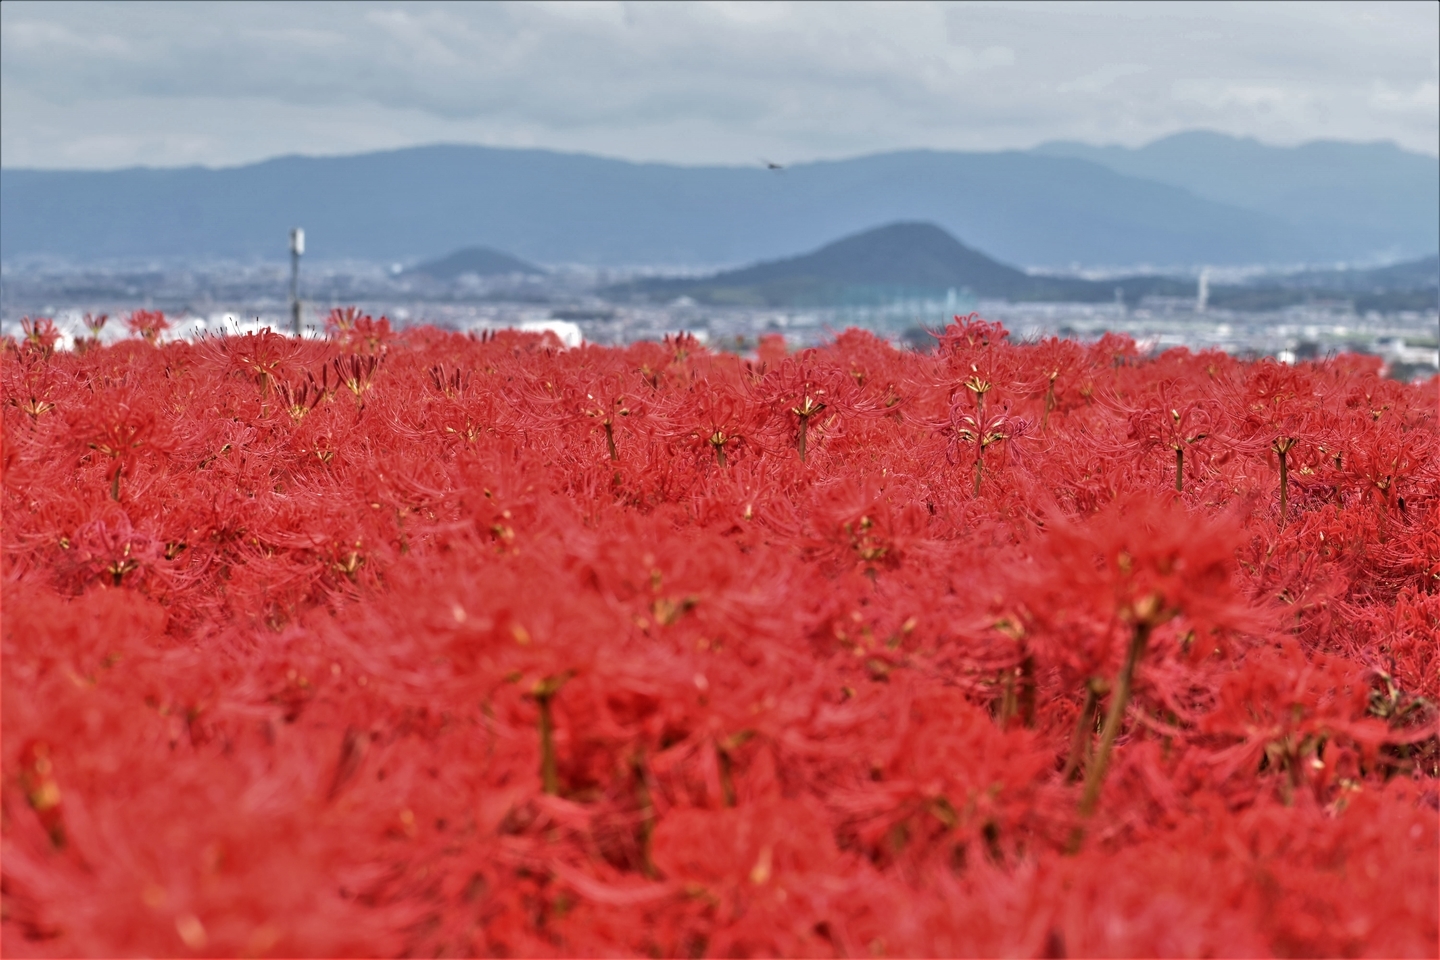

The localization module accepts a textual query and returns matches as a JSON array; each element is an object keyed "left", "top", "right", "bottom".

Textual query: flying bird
[{"left": 761, "top": 159, "right": 785, "bottom": 171}]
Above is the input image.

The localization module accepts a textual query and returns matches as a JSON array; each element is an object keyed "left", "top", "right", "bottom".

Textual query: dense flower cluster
[{"left": 3, "top": 311, "right": 1437, "bottom": 957}]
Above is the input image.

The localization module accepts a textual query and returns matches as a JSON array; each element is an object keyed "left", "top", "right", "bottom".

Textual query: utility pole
[{"left": 290, "top": 227, "right": 305, "bottom": 335}]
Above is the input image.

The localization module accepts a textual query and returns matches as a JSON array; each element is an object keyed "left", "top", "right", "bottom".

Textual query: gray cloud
[{"left": 2, "top": 0, "right": 1435, "bottom": 169}]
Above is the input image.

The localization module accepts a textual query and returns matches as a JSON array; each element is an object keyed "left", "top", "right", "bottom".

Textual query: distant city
[{"left": 2, "top": 239, "right": 1435, "bottom": 382}]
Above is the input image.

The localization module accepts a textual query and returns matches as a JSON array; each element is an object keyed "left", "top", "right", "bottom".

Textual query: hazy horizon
[
  {"left": 3, "top": 1, "right": 1436, "bottom": 171},
  {"left": 2, "top": 128, "right": 1435, "bottom": 174}
]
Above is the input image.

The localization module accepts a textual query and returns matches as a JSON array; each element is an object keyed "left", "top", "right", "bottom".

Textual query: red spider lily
[
  {"left": 326, "top": 307, "right": 394, "bottom": 353},
  {"left": 831, "top": 689, "right": 1052, "bottom": 867},
  {"left": 1339, "top": 412, "right": 1431, "bottom": 519},
  {"left": 670, "top": 377, "right": 769, "bottom": 468},
  {"left": 202, "top": 327, "right": 305, "bottom": 397},
  {"left": 1221, "top": 359, "right": 1334, "bottom": 523},
  {"left": 124, "top": 309, "right": 170, "bottom": 344},
  {"left": 1200, "top": 643, "right": 1400, "bottom": 801},
  {"left": 584, "top": 379, "right": 635, "bottom": 463},
  {"left": 545, "top": 366, "right": 648, "bottom": 465},
  {"left": 2, "top": 313, "right": 1436, "bottom": 957},
  {"left": 324, "top": 306, "right": 365, "bottom": 335},
  {"left": 1105, "top": 378, "right": 1224, "bottom": 493},
  {"left": 932, "top": 313, "right": 1010, "bottom": 359},
  {"left": 1012, "top": 494, "right": 1260, "bottom": 831},
  {"left": 943, "top": 390, "right": 1027, "bottom": 496},
  {"left": 933, "top": 323, "right": 1019, "bottom": 417},
  {"left": 73, "top": 313, "right": 110, "bottom": 354},
  {"left": 274, "top": 366, "right": 333, "bottom": 422},
  {"left": 62, "top": 509, "right": 165, "bottom": 590},
  {"left": 749, "top": 357, "right": 833, "bottom": 462},
  {"left": 332, "top": 352, "right": 382, "bottom": 402},
  {"left": 16, "top": 740, "right": 66, "bottom": 848},
  {"left": 71, "top": 396, "right": 161, "bottom": 502},
  {"left": 754, "top": 332, "right": 789, "bottom": 368},
  {"left": 19, "top": 317, "right": 61, "bottom": 358},
  {"left": 1021, "top": 336, "right": 1091, "bottom": 432}
]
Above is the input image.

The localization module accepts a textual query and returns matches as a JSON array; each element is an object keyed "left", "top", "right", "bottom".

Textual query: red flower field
[{"left": 3, "top": 311, "right": 1437, "bottom": 957}]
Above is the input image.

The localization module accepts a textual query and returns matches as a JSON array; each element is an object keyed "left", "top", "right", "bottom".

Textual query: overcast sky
[{"left": 2, "top": 0, "right": 1436, "bottom": 170}]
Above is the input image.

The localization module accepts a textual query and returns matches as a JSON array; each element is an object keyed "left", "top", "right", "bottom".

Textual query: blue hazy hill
[
  {"left": 1033, "top": 131, "right": 1438, "bottom": 264},
  {"left": 404, "top": 246, "right": 546, "bottom": 280},
  {"left": 2, "top": 135, "right": 1434, "bottom": 269},
  {"left": 606, "top": 221, "right": 1176, "bottom": 305}
]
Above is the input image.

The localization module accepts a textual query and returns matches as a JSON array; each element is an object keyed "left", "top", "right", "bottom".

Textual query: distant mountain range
[
  {"left": 605, "top": 222, "right": 1438, "bottom": 312},
  {"left": 1033, "top": 133, "right": 1437, "bottom": 264},
  {"left": 2, "top": 132, "right": 1435, "bottom": 270}
]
